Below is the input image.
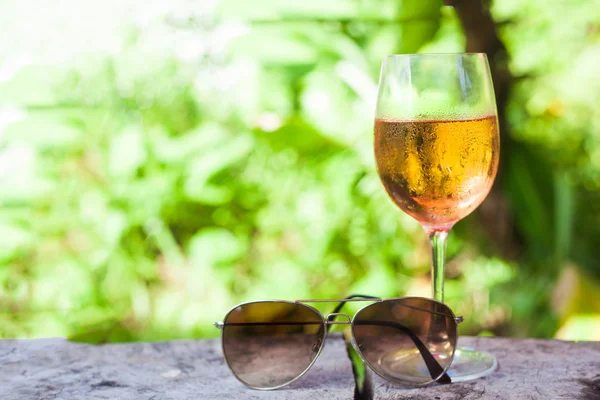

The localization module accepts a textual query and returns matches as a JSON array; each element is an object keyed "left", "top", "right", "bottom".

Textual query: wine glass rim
[{"left": 385, "top": 52, "right": 487, "bottom": 58}]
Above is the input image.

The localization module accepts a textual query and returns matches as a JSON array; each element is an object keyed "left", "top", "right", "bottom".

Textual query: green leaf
[
  {"left": 227, "top": 25, "right": 320, "bottom": 65},
  {"left": 367, "top": 20, "right": 441, "bottom": 63},
  {"left": 218, "top": 0, "right": 441, "bottom": 22},
  {"left": 463, "top": 257, "right": 515, "bottom": 289},
  {"left": 418, "top": 6, "right": 466, "bottom": 53},
  {"left": 151, "top": 123, "right": 224, "bottom": 164},
  {"left": 30, "top": 260, "right": 96, "bottom": 310},
  {"left": 68, "top": 320, "right": 136, "bottom": 344},
  {"left": 226, "top": 0, "right": 443, "bottom": 65},
  {"left": 24, "top": 314, "right": 68, "bottom": 339},
  {"left": 184, "top": 133, "right": 253, "bottom": 202},
  {"left": 246, "top": 259, "right": 311, "bottom": 299},
  {"left": 0, "top": 146, "right": 54, "bottom": 203},
  {"left": 0, "top": 221, "right": 32, "bottom": 261},
  {"left": 297, "top": 28, "right": 369, "bottom": 70},
  {"left": 258, "top": 116, "right": 343, "bottom": 154},
  {"left": 300, "top": 66, "right": 369, "bottom": 145},
  {"left": 350, "top": 265, "right": 398, "bottom": 298},
  {"left": 188, "top": 228, "right": 246, "bottom": 265},
  {"left": 345, "top": 329, "right": 367, "bottom": 394},
  {"left": 2, "top": 111, "right": 81, "bottom": 149},
  {"left": 108, "top": 125, "right": 147, "bottom": 178},
  {"left": 504, "top": 145, "right": 554, "bottom": 259},
  {"left": 396, "top": 20, "right": 441, "bottom": 53},
  {"left": 554, "top": 173, "right": 574, "bottom": 263}
]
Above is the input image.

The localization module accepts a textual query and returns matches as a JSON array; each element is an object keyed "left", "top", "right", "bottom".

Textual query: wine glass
[{"left": 373, "top": 53, "right": 500, "bottom": 382}]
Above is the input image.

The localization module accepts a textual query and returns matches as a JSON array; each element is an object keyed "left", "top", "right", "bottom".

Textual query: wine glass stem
[{"left": 427, "top": 229, "right": 449, "bottom": 303}]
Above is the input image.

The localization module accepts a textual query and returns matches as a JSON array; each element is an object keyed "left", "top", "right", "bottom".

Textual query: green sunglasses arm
[
  {"left": 328, "top": 294, "right": 452, "bottom": 384},
  {"left": 326, "top": 294, "right": 380, "bottom": 324}
]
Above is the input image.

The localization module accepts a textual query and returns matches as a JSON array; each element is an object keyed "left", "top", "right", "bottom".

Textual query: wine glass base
[
  {"left": 446, "top": 346, "right": 497, "bottom": 382},
  {"left": 377, "top": 348, "right": 452, "bottom": 385},
  {"left": 374, "top": 346, "right": 497, "bottom": 384}
]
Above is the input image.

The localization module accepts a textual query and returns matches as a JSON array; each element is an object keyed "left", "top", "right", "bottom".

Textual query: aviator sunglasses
[{"left": 215, "top": 294, "right": 463, "bottom": 390}]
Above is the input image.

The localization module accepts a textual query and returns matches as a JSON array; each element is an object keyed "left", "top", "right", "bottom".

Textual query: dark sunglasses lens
[
  {"left": 352, "top": 298, "right": 457, "bottom": 385},
  {"left": 222, "top": 302, "right": 325, "bottom": 389}
]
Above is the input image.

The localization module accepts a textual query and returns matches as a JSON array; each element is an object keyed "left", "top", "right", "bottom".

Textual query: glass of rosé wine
[{"left": 373, "top": 53, "right": 499, "bottom": 382}]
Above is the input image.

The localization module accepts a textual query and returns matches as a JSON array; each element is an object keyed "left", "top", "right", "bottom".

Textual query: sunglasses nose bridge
[{"left": 325, "top": 313, "right": 352, "bottom": 325}]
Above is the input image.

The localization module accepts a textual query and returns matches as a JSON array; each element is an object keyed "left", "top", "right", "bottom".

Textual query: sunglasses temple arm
[
  {"left": 326, "top": 294, "right": 381, "bottom": 332},
  {"left": 354, "top": 320, "right": 452, "bottom": 384}
]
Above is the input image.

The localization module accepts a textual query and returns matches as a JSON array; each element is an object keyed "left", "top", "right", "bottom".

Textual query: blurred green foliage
[{"left": 0, "top": 0, "right": 598, "bottom": 342}]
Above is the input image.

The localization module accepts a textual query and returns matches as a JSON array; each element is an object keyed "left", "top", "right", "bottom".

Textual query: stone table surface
[
  {"left": 1, "top": 335, "right": 599, "bottom": 400},
  {"left": 367, "top": 337, "right": 600, "bottom": 400},
  {"left": 0, "top": 335, "right": 354, "bottom": 400}
]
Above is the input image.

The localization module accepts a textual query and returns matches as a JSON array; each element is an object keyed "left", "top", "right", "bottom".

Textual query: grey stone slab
[
  {"left": 3, "top": 335, "right": 599, "bottom": 400},
  {"left": 0, "top": 334, "right": 355, "bottom": 400},
  {"left": 367, "top": 336, "right": 600, "bottom": 400}
]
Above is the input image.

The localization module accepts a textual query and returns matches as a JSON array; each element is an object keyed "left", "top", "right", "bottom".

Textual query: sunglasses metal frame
[{"left": 215, "top": 295, "right": 463, "bottom": 390}]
